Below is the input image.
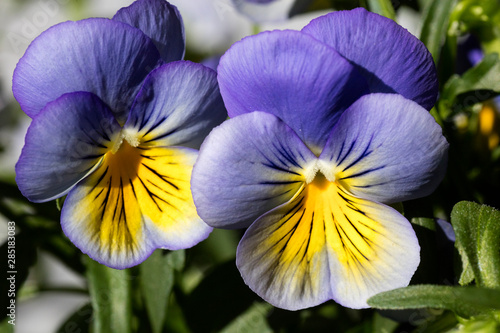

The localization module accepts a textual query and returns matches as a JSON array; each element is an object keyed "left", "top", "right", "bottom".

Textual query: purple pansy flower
[
  {"left": 14, "top": 0, "right": 226, "bottom": 269},
  {"left": 191, "top": 8, "right": 448, "bottom": 310}
]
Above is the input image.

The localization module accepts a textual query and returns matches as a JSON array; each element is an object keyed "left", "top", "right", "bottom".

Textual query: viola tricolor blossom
[
  {"left": 191, "top": 8, "right": 448, "bottom": 309},
  {"left": 14, "top": 0, "right": 226, "bottom": 269}
]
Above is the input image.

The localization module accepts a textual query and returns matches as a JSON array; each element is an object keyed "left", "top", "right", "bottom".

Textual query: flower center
[
  {"left": 104, "top": 140, "right": 143, "bottom": 182},
  {"left": 304, "top": 159, "right": 336, "bottom": 184},
  {"left": 110, "top": 128, "right": 141, "bottom": 154},
  {"left": 309, "top": 171, "right": 330, "bottom": 191}
]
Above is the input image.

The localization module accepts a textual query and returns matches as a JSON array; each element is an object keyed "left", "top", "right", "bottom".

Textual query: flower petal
[
  {"left": 15, "top": 92, "right": 121, "bottom": 203},
  {"left": 61, "top": 145, "right": 210, "bottom": 269},
  {"left": 319, "top": 93, "right": 448, "bottom": 203},
  {"left": 302, "top": 8, "right": 438, "bottom": 110},
  {"left": 217, "top": 29, "right": 368, "bottom": 153},
  {"left": 12, "top": 18, "right": 163, "bottom": 122},
  {"left": 236, "top": 178, "right": 419, "bottom": 310},
  {"left": 137, "top": 146, "right": 212, "bottom": 250},
  {"left": 124, "top": 61, "right": 226, "bottom": 149},
  {"left": 113, "top": 0, "right": 185, "bottom": 62},
  {"left": 191, "top": 111, "right": 317, "bottom": 229}
]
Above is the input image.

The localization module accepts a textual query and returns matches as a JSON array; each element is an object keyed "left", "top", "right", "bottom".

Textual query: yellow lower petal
[
  {"left": 237, "top": 172, "right": 419, "bottom": 309},
  {"left": 264, "top": 173, "right": 379, "bottom": 274},
  {"left": 61, "top": 142, "right": 207, "bottom": 268},
  {"left": 134, "top": 146, "right": 209, "bottom": 247}
]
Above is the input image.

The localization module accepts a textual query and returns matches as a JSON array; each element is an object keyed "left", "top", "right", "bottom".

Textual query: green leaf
[
  {"left": 457, "top": 314, "right": 500, "bottom": 333},
  {"left": 85, "top": 257, "right": 132, "bottom": 333},
  {"left": 419, "top": 0, "right": 457, "bottom": 63},
  {"left": 372, "top": 312, "right": 398, "bottom": 333},
  {"left": 56, "top": 303, "right": 92, "bottom": 333},
  {"left": 166, "top": 248, "right": 185, "bottom": 272},
  {"left": 366, "top": 0, "right": 395, "bottom": 20},
  {"left": 419, "top": 311, "right": 459, "bottom": 333},
  {"left": 448, "top": 0, "right": 500, "bottom": 55},
  {"left": 0, "top": 316, "right": 14, "bottom": 333},
  {"left": 388, "top": 202, "right": 404, "bottom": 215},
  {"left": 140, "top": 250, "right": 184, "bottom": 333},
  {"left": 412, "top": 217, "right": 436, "bottom": 231},
  {"left": 368, "top": 285, "right": 500, "bottom": 318},
  {"left": 183, "top": 261, "right": 261, "bottom": 333},
  {"left": 410, "top": 218, "right": 440, "bottom": 284},
  {"left": 1, "top": 231, "right": 37, "bottom": 320},
  {"left": 194, "top": 228, "right": 239, "bottom": 264},
  {"left": 439, "top": 53, "right": 500, "bottom": 117},
  {"left": 451, "top": 201, "right": 500, "bottom": 288},
  {"left": 219, "top": 302, "right": 273, "bottom": 333},
  {"left": 55, "top": 196, "right": 65, "bottom": 211},
  {"left": 163, "top": 292, "right": 191, "bottom": 333},
  {"left": 42, "top": 234, "right": 86, "bottom": 274},
  {"left": 458, "top": 251, "right": 476, "bottom": 287},
  {"left": 418, "top": 0, "right": 432, "bottom": 11}
]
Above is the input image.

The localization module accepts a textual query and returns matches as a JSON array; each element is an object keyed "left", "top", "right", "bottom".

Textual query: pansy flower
[
  {"left": 191, "top": 8, "right": 448, "bottom": 309},
  {"left": 14, "top": 0, "right": 226, "bottom": 269}
]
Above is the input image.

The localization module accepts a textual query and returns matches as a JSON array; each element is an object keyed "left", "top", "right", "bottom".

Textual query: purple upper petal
[
  {"left": 125, "top": 61, "right": 226, "bottom": 149},
  {"left": 191, "top": 111, "right": 317, "bottom": 229},
  {"left": 113, "top": 0, "right": 185, "bottom": 62},
  {"left": 319, "top": 93, "right": 448, "bottom": 203},
  {"left": 12, "top": 18, "right": 163, "bottom": 123},
  {"left": 302, "top": 8, "right": 438, "bottom": 110},
  {"left": 217, "top": 29, "right": 368, "bottom": 154}
]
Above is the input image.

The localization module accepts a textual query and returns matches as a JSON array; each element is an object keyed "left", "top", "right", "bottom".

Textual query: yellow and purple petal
[
  {"left": 319, "top": 93, "right": 449, "bottom": 204},
  {"left": 302, "top": 8, "right": 438, "bottom": 110},
  {"left": 16, "top": 92, "right": 121, "bottom": 202},
  {"left": 217, "top": 29, "right": 368, "bottom": 153},
  {"left": 124, "top": 61, "right": 226, "bottom": 149},
  {"left": 191, "top": 112, "right": 317, "bottom": 229},
  {"left": 113, "top": 0, "right": 185, "bottom": 62},
  {"left": 237, "top": 178, "right": 419, "bottom": 309},
  {"left": 61, "top": 145, "right": 210, "bottom": 269},
  {"left": 12, "top": 18, "right": 163, "bottom": 123}
]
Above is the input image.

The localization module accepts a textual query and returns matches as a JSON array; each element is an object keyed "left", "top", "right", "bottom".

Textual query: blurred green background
[{"left": 1, "top": 0, "right": 500, "bottom": 332}]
